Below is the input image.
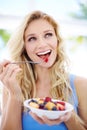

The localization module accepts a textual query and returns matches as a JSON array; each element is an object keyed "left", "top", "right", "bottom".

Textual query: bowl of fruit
[{"left": 24, "top": 97, "right": 73, "bottom": 119}]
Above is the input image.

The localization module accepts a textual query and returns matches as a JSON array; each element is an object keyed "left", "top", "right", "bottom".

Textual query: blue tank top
[{"left": 22, "top": 74, "right": 78, "bottom": 130}]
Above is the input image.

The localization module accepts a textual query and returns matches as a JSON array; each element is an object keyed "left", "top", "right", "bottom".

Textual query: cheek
[
  {"left": 25, "top": 44, "right": 34, "bottom": 53},
  {"left": 25, "top": 45, "right": 33, "bottom": 58},
  {"left": 50, "top": 38, "right": 57, "bottom": 50}
]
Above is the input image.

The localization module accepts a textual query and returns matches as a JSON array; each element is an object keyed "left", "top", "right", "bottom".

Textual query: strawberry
[
  {"left": 44, "top": 97, "right": 52, "bottom": 102},
  {"left": 57, "top": 103, "right": 65, "bottom": 111},
  {"left": 57, "top": 101, "right": 65, "bottom": 106},
  {"left": 44, "top": 57, "right": 48, "bottom": 62}
]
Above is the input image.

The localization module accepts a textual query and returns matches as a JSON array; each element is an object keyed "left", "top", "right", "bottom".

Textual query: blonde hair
[{"left": 7, "top": 10, "right": 71, "bottom": 102}]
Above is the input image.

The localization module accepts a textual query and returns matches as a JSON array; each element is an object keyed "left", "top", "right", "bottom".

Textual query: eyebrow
[
  {"left": 25, "top": 29, "right": 54, "bottom": 39},
  {"left": 25, "top": 34, "right": 35, "bottom": 39},
  {"left": 44, "top": 29, "right": 54, "bottom": 33}
]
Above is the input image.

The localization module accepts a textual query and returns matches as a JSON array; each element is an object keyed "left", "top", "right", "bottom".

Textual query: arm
[
  {"left": 0, "top": 61, "right": 23, "bottom": 130},
  {"left": 65, "top": 76, "right": 87, "bottom": 130},
  {"left": 65, "top": 111, "right": 87, "bottom": 130},
  {"left": 0, "top": 89, "right": 22, "bottom": 130}
]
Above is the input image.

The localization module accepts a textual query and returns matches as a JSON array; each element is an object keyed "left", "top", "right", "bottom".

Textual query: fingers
[
  {"left": 3, "top": 64, "right": 20, "bottom": 77},
  {"left": 29, "top": 111, "right": 73, "bottom": 126},
  {"left": 41, "top": 116, "right": 63, "bottom": 126},
  {"left": 0, "top": 60, "right": 22, "bottom": 88},
  {"left": 29, "top": 112, "right": 64, "bottom": 126},
  {"left": 29, "top": 111, "right": 45, "bottom": 124},
  {"left": 0, "top": 59, "right": 10, "bottom": 73},
  {"left": 0, "top": 59, "right": 10, "bottom": 67},
  {"left": 1, "top": 64, "right": 21, "bottom": 83},
  {"left": 42, "top": 111, "right": 73, "bottom": 126},
  {"left": 62, "top": 111, "right": 73, "bottom": 122},
  {"left": 0, "top": 60, "right": 22, "bottom": 100}
]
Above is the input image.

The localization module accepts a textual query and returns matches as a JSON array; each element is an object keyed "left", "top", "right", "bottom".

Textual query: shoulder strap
[{"left": 69, "top": 74, "right": 78, "bottom": 112}]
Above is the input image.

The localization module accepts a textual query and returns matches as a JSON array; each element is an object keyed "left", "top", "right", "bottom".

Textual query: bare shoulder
[
  {"left": 74, "top": 75, "right": 87, "bottom": 106},
  {"left": 74, "top": 76, "right": 87, "bottom": 122},
  {"left": 74, "top": 76, "right": 87, "bottom": 93}
]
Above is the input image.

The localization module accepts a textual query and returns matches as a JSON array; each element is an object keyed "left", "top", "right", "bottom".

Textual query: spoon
[{"left": 10, "top": 61, "right": 40, "bottom": 64}]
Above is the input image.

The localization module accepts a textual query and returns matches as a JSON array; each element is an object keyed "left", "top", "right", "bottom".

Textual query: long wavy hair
[{"left": 7, "top": 10, "right": 72, "bottom": 102}]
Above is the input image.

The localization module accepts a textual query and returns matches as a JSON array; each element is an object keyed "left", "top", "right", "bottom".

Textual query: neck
[
  {"left": 35, "top": 67, "right": 52, "bottom": 98},
  {"left": 36, "top": 66, "right": 51, "bottom": 84}
]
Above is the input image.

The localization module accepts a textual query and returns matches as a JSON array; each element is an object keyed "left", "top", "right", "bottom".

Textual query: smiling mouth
[{"left": 36, "top": 50, "right": 51, "bottom": 61}]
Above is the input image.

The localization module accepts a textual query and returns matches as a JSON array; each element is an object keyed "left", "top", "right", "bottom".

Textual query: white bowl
[{"left": 24, "top": 98, "right": 73, "bottom": 119}]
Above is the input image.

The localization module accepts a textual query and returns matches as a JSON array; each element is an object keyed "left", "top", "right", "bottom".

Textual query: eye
[
  {"left": 28, "top": 37, "right": 37, "bottom": 42},
  {"left": 45, "top": 33, "right": 53, "bottom": 38}
]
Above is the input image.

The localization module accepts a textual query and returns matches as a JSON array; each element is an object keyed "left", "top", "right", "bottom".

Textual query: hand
[
  {"left": 0, "top": 60, "right": 22, "bottom": 100},
  {"left": 29, "top": 110, "right": 73, "bottom": 125}
]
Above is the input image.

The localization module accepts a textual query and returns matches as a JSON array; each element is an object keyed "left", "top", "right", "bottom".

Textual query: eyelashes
[
  {"left": 27, "top": 32, "right": 53, "bottom": 42},
  {"left": 45, "top": 32, "right": 53, "bottom": 38},
  {"left": 28, "top": 37, "right": 36, "bottom": 42}
]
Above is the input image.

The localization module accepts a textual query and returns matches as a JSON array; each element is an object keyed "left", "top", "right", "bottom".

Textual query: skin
[
  {"left": 24, "top": 19, "right": 58, "bottom": 97},
  {"left": 24, "top": 19, "right": 58, "bottom": 68},
  {"left": 0, "top": 19, "right": 87, "bottom": 130},
  {"left": 0, "top": 60, "right": 22, "bottom": 130}
]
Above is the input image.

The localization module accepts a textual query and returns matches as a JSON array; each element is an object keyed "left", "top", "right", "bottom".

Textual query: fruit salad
[{"left": 28, "top": 97, "right": 66, "bottom": 111}]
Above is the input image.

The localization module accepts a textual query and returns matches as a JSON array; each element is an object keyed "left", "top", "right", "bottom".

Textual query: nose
[{"left": 37, "top": 37, "right": 46, "bottom": 48}]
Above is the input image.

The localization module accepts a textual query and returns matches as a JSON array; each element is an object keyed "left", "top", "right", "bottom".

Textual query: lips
[{"left": 36, "top": 50, "right": 51, "bottom": 60}]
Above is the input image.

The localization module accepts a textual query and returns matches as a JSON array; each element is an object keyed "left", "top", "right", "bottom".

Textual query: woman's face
[{"left": 24, "top": 19, "right": 58, "bottom": 68}]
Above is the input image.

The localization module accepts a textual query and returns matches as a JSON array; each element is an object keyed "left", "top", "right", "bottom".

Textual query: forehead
[{"left": 25, "top": 19, "right": 54, "bottom": 34}]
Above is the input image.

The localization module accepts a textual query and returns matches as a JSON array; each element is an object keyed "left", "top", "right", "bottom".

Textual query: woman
[{"left": 0, "top": 10, "right": 87, "bottom": 130}]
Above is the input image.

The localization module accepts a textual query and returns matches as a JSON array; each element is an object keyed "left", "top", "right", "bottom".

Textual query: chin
[{"left": 40, "top": 61, "right": 55, "bottom": 68}]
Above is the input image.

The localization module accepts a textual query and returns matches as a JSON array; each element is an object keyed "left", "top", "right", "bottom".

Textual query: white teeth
[{"left": 37, "top": 50, "right": 51, "bottom": 55}]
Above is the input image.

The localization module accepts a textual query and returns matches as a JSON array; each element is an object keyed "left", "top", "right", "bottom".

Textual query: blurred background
[{"left": 0, "top": 0, "right": 87, "bottom": 106}]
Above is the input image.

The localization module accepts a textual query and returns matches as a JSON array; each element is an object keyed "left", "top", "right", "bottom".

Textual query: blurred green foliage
[
  {"left": 69, "top": 36, "right": 87, "bottom": 44},
  {"left": 0, "top": 29, "right": 11, "bottom": 46},
  {"left": 68, "top": 36, "right": 87, "bottom": 51},
  {"left": 80, "top": 3, "right": 87, "bottom": 18},
  {"left": 69, "top": 1, "right": 87, "bottom": 19}
]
